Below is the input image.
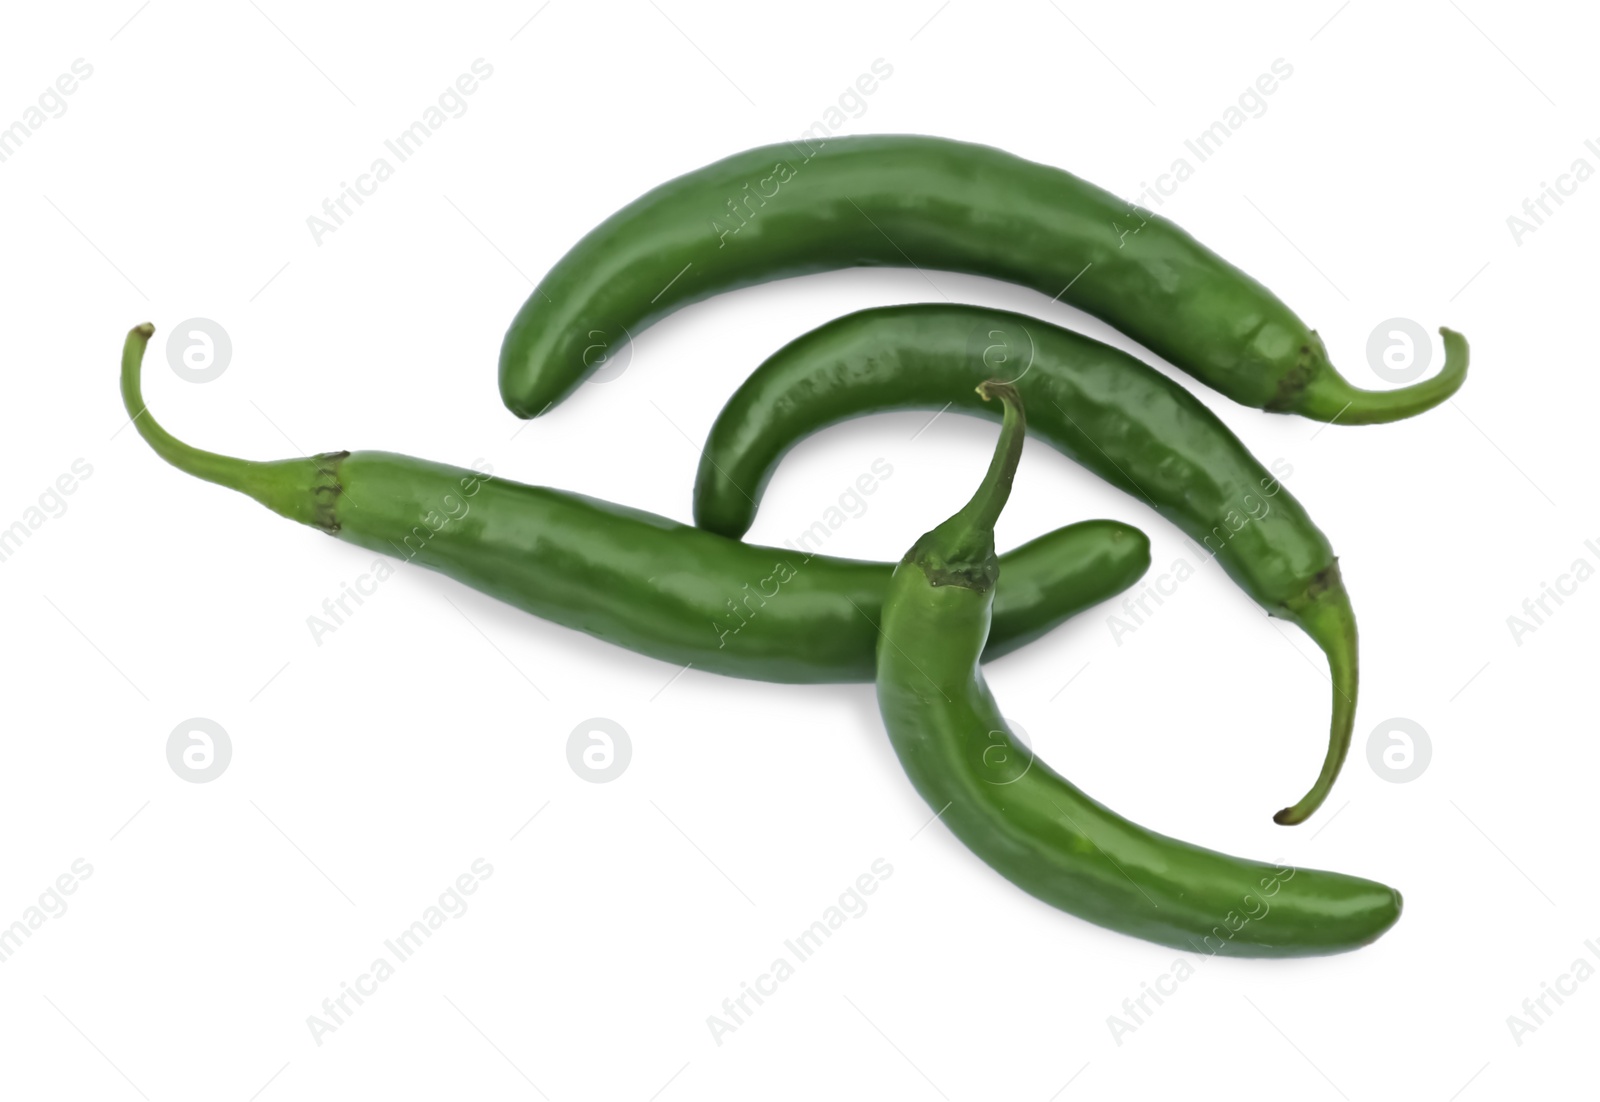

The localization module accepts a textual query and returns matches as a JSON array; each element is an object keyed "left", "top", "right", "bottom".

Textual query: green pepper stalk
[
  {"left": 119, "top": 324, "right": 1152, "bottom": 684},
  {"left": 693, "top": 305, "right": 1367, "bottom": 824},
  {"left": 874, "top": 380, "right": 1402, "bottom": 955},
  {"left": 500, "top": 135, "right": 1467, "bottom": 425}
]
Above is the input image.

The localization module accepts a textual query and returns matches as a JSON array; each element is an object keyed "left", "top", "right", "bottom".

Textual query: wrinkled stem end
[
  {"left": 1292, "top": 328, "right": 1469, "bottom": 425},
  {"left": 907, "top": 380, "right": 1026, "bottom": 589},
  {"left": 1274, "top": 566, "right": 1359, "bottom": 825},
  {"left": 119, "top": 324, "right": 344, "bottom": 532}
]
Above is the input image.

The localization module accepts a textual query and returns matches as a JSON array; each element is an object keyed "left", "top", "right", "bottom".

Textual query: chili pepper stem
[
  {"left": 877, "top": 379, "right": 1401, "bottom": 955},
  {"left": 1292, "top": 328, "right": 1469, "bottom": 424},
  {"left": 907, "top": 381, "right": 1025, "bottom": 588},
  {"left": 1274, "top": 577, "right": 1359, "bottom": 825},
  {"left": 120, "top": 324, "right": 344, "bottom": 532}
]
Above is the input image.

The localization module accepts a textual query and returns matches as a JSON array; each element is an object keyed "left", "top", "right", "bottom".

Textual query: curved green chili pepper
[
  {"left": 695, "top": 305, "right": 1355, "bottom": 824},
  {"left": 499, "top": 135, "right": 1466, "bottom": 424},
  {"left": 120, "top": 324, "right": 1148, "bottom": 683},
  {"left": 877, "top": 380, "right": 1402, "bottom": 955}
]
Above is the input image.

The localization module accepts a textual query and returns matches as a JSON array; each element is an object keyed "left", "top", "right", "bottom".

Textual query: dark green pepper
[
  {"left": 876, "top": 380, "right": 1402, "bottom": 955},
  {"left": 695, "top": 305, "right": 1355, "bottom": 824},
  {"left": 120, "top": 325, "right": 1148, "bottom": 683},
  {"left": 499, "top": 135, "right": 1465, "bottom": 424}
]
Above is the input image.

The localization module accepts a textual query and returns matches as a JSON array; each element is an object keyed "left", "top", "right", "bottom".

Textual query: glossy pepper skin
[
  {"left": 498, "top": 134, "right": 1466, "bottom": 423},
  {"left": 877, "top": 381, "right": 1402, "bottom": 956},
  {"left": 120, "top": 325, "right": 1149, "bottom": 683},
  {"left": 696, "top": 304, "right": 1356, "bottom": 824}
]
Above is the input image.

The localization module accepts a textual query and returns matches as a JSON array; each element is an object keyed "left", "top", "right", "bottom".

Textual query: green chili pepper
[
  {"left": 694, "top": 305, "right": 1355, "bottom": 824},
  {"left": 499, "top": 135, "right": 1466, "bottom": 424},
  {"left": 877, "top": 380, "right": 1402, "bottom": 955},
  {"left": 120, "top": 325, "right": 1147, "bottom": 682}
]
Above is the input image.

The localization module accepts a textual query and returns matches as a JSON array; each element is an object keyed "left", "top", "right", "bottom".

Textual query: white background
[{"left": 1, "top": 1, "right": 1593, "bottom": 1098}]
